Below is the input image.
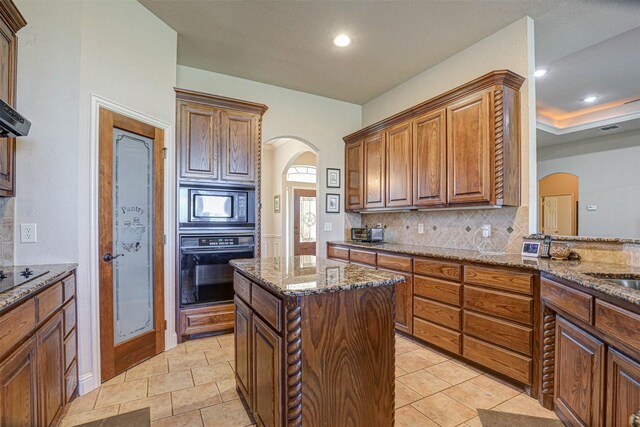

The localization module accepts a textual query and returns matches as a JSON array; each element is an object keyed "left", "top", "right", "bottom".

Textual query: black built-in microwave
[{"left": 179, "top": 186, "right": 255, "bottom": 230}]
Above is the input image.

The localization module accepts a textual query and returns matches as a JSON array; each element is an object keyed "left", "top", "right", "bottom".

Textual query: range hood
[{"left": 0, "top": 98, "right": 30, "bottom": 137}]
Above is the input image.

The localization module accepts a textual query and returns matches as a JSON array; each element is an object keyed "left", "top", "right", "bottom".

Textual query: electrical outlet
[
  {"left": 323, "top": 222, "right": 332, "bottom": 232},
  {"left": 21, "top": 224, "right": 37, "bottom": 243},
  {"left": 418, "top": 224, "right": 424, "bottom": 234},
  {"left": 482, "top": 224, "right": 491, "bottom": 238}
]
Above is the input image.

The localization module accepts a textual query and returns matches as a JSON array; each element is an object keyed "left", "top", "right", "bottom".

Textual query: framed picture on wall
[
  {"left": 326, "top": 168, "right": 341, "bottom": 188},
  {"left": 274, "top": 194, "right": 281, "bottom": 213},
  {"left": 326, "top": 193, "right": 340, "bottom": 213}
]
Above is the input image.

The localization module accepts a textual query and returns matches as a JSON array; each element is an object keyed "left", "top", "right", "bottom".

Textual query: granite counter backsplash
[
  {"left": 0, "top": 263, "right": 78, "bottom": 312},
  {"left": 230, "top": 255, "right": 405, "bottom": 297},
  {"left": 329, "top": 241, "right": 640, "bottom": 307}
]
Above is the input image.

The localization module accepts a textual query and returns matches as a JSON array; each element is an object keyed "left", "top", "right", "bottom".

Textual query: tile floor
[{"left": 59, "top": 333, "right": 559, "bottom": 427}]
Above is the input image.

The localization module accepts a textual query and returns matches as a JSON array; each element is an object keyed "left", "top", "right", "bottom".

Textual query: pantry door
[{"left": 98, "top": 108, "right": 165, "bottom": 381}]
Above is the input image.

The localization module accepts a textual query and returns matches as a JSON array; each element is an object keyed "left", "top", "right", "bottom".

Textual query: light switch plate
[
  {"left": 323, "top": 222, "right": 332, "bottom": 232},
  {"left": 20, "top": 224, "right": 37, "bottom": 243},
  {"left": 587, "top": 205, "right": 597, "bottom": 211},
  {"left": 418, "top": 224, "right": 424, "bottom": 234}
]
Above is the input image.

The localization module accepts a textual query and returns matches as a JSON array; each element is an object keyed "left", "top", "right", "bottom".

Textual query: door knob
[{"left": 103, "top": 253, "right": 124, "bottom": 262}]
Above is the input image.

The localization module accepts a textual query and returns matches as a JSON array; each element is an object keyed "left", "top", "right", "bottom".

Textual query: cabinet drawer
[
  {"left": 62, "top": 274, "right": 76, "bottom": 303},
  {"left": 64, "top": 330, "right": 76, "bottom": 371},
  {"left": 464, "top": 311, "right": 532, "bottom": 355},
  {"left": 0, "top": 298, "right": 35, "bottom": 359},
  {"left": 36, "top": 282, "right": 63, "bottom": 324},
  {"left": 63, "top": 301, "right": 76, "bottom": 338},
  {"left": 464, "top": 266, "right": 533, "bottom": 295},
  {"left": 463, "top": 336, "right": 532, "bottom": 384},
  {"left": 414, "top": 297, "right": 461, "bottom": 330},
  {"left": 181, "top": 304, "right": 235, "bottom": 336},
  {"left": 251, "top": 285, "right": 282, "bottom": 332},
  {"left": 414, "top": 317, "right": 461, "bottom": 355},
  {"left": 349, "top": 249, "right": 376, "bottom": 266},
  {"left": 414, "top": 258, "right": 461, "bottom": 281},
  {"left": 595, "top": 300, "right": 640, "bottom": 354},
  {"left": 464, "top": 285, "right": 533, "bottom": 325},
  {"left": 541, "top": 278, "right": 592, "bottom": 324},
  {"left": 234, "top": 272, "right": 252, "bottom": 304},
  {"left": 327, "top": 245, "right": 349, "bottom": 261},
  {"left": 377, "top": 253, "right": 412, "bottom": 272},
  {"left": 414, "top": 275, "right": 461, "bottom": 306},
  {"left": 65, "top": 360, "right": 78, "bottom": 403}
]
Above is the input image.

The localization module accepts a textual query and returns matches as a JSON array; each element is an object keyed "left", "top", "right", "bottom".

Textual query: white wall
[
  {"left": 177, "top": 66, "right": 362, "bottom": 256},
  {"left": 15, "top": 0, "right": 177, "bottom": 394},
  {"left": 538, "top": 130, "right": 640, "bottom": 238}
]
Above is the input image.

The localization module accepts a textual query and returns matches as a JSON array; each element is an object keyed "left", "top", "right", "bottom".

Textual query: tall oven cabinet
[{"left": 175, "top": 89, "right": 267, "bottom": 342}]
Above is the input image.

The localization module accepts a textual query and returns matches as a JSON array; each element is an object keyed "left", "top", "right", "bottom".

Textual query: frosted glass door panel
[
  {"left": 299, "top": 196, "right": 316, "bottom": 243},
  {"left": 113, "top": 129, "right": 154, "bottom": 345}
]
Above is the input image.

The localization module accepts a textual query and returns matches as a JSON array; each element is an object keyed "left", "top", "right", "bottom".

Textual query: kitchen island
[{"left": 230, "top": 255, "right": 405, "bottom": 427}]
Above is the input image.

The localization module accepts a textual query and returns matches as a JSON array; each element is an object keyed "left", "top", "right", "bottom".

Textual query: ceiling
[{"left": 537, "top": 117, "right": 640, "bottom": 147}]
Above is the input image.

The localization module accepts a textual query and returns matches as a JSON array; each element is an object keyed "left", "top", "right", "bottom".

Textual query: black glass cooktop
[{"left": 0, "top": 267, "right": 50, "bottom": 293}]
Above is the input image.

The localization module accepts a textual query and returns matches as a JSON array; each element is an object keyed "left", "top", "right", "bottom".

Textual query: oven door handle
[{"left": 181, "top": 246, "right": 255, "bottom": 254}]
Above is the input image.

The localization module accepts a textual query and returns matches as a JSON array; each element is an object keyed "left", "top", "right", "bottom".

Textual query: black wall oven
[
  {"left": 179, "top": 235, "right": 254, "bottom": 307},
  {"left": 179, "top": 186, "right": 255, "bottom": 230}
]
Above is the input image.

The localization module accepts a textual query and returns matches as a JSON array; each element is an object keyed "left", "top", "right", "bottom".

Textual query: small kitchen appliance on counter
[{"left": 351, "top": 227, "right": 384, "bottom": 243}]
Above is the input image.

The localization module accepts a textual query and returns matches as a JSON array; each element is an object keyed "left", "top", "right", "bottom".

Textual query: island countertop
[{"left": 230, "top": 255, "right": 405, "bottom": 297}]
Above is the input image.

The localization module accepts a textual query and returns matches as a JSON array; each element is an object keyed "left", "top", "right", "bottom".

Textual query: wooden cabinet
[
  {"left": 37, "top": 312, "right": 65, "bottom": 427},
  {"left": 0, "top": 337, "right": 37, "bottom": 427},
  {"left": 363, "top": 132, "right": 386, "bottom": 209},
  {"left": 220, "top": 110, "right": 256, "bottom": 183},
  {"left": 252, "top": 316, "right": 282, "bottom": 427},
  {"left": 179, "top": 303, "right": 235, "bottom": 339},
  {"left": 413, "top": 109, "right": 446, "bottom": 207},
  {"left": 178, "top": 103, "right": 219, "bottom": 181},
  {"left": 385, "top": 121, "right": 412, "bottom": 207},
  {"left": 380, "top": 268, "right": 412, "bottom": 334},
  {"left": 234, "top": 297, "right": 252, "bottom": 404},
  {"left": 606, "top": 349, "right": 640, "bottom": 427},
  {"left": 554, "top": 316, "right": 604, "bottom": 427},
  {"left": 345, "top": 141, "right": 364, "bottom": 211},
  {"left": 447, "top": 90, "right": 491, "bottom": 204}
]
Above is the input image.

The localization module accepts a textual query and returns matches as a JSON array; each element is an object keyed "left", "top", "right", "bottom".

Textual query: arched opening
[
  {"left": 262, "top": 137, "right": 319, "bottom": 257},
  {"left": 538, "top": 172, "right": 579, "bottom": 235}
]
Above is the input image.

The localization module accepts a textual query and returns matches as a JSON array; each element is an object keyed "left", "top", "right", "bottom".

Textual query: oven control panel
[{"left": 198, "top": 237, "right": 239, "bottom": 247}]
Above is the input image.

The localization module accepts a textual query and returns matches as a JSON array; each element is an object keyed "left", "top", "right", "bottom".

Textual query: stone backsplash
[{"left": 0, "top": 197, "right": 14, "bottom": 266}]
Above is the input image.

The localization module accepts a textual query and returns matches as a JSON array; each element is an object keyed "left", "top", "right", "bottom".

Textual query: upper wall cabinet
[
  {"left": 176, "top": 89, "right": 268, "bottom": 186},
  {"left": 0, "top": 1, "right": 26, "bottom": 197},
  {"left": 345, "top": 140, "right": 364, "bottom": 211},
  {"left": 343, "top": 70, "right": 524, "bottom": 212}
]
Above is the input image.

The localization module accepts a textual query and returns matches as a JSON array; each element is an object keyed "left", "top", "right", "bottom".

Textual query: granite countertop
[
  {"left": 524, "top": 234, "right": 640, "bottom": 245},
  {"left": 0, "top": 264, "right": 79, "bottom": 313},
  {"left": 329, "top": 241, "right": 640, "bottom": 306},
  {"left": 230, "top": 255, "right": 405, "bottom": 297}
]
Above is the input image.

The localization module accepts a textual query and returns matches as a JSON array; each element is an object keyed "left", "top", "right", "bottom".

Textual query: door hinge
[
  {"left": 163, "top": 147, "right": 168, "bottom": 159},
  {"left": 164, "top": 320, "right": 167, "bottom": 330},
  {"left": 164, "top": 234, "right": 168, "bottom": 245}
]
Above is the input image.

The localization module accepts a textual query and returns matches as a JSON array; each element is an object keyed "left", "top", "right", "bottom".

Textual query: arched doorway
[{"left": 538, "top": 173, "right": 579, "bottom": 235}]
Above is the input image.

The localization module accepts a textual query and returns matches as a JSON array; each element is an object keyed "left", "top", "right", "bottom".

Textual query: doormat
[
  {"left": 478, "top": 409, "right": 565, "bottom": 427},
  {"left": 77, "top": 408, "right": 150, "bottom": 427}
]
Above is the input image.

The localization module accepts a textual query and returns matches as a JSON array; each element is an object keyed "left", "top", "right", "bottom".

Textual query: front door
[
  {"left": 542, "top": 194, "right": 575, "bottom": 235},
  {"left": 293, "top": 189, "right": 316, "bottom": 256},
  {"left": 98, "top": 108, "right": 165, "bottom": 381}
]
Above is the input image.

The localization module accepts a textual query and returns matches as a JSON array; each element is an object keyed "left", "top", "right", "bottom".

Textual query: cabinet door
[
  {"left": 413, "top": 109, "right": 446, "bottom": 206},
  {"left": 252, "top": 316, "right": 282, "bottom": 427},
  {"left": 380, "top": 269, "right": 413, "bottom": 334},
  {"left": 37, "top": 312, "right": 65, "bottom": 427},
  {"left": 179, "top": 102, "right": 219, "bottom": 182},
  {"left": 0, "top": 19, "right": 15, "bottom": 195},
  {"left": 554, "top": 317, "right": 604, "bottom": 427},
  {"left": 364, "top": 132, "right": 386, "bottom": 209},
  {"left": 386, "top": 121, "right": 412, "bottom": 207},
  {"left": 221, "top": 110, "right": 256, "bottom": 183},
  {"left": 234, "top": 297, "right": 252, "bottom": 404},
  {"left": 447, "top": 90, "right": 491, "bottom": 204},
  {"left": 606, "top": 349, "right": 640, "bottom": 427},
  {"left": 345, "top": 141, "right": 364, "bottom": 211},
  {"left": 0, "top": 337, "right": 37, "bottom": 427}
]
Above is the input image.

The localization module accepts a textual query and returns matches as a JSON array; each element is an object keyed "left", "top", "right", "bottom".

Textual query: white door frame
[{"left": 82, "top": 93, "right": 176, "bottom": 394}]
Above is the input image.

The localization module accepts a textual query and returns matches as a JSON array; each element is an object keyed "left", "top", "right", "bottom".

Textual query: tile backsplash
[
  {"left": 0, "top": 197, "right": 14, "bottom": 266},
  {"left": 346, "top": 207, "right": 529, "bottom": 254}
]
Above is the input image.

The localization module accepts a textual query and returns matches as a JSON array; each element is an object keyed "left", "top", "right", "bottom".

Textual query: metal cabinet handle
[{"left": 103, "top": 253, "right": 124, "bottom": 262}]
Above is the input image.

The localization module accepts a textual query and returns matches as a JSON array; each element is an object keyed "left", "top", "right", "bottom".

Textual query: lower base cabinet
[
  {"left": 234, "top": 297, "right": 252, "bottom": 403},
  {"left": 606, "top": 349, "right": 640, "bottom": 427},
  {"left": 0, "top": 337, "right": 38, "bottom": 426},
  {"left": 252, "top": 316, "right": 282, "bottom": 427}
]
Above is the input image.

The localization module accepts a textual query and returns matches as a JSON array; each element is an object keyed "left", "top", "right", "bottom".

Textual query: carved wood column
[{"left": 541, "top": 305, "right": 556, "bottom": 409}]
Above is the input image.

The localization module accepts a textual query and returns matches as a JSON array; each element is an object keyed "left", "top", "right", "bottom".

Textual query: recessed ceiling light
[
  {"left": 583, "top": 96, "right": 599, "bottom": 103},
  {"left": 534, "top": 69, "right": 548, "bottom": 77},
  {"left": 333, "top": 34, "right": 351, "bottom": 47}
]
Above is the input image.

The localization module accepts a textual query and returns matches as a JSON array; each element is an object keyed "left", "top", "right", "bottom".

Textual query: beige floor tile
[
  {"left": 192, "top": 361, "right": 235, "bottom": 385},
  {"left": 228, "top": 360, "right": 236, "bottom": 373},
  {"left": 205, "top": 346, "right": 235, "bottom": 365},
  {"left": 462, "top": 415, "right": 483, "bottom": 427},
  {"left": 185, "top": 336, "right": 222, "bottom": 353},
  {"left": 396, "top": 338, "right": 422, "bottom": 354},
  {"left": 158, "top": 343, "right": 187, "bottom": 359},
  {"left": 412, "top": 393, "right": 477, "bottom": 427},
  {"left": 94, "top": 378, "right": 148, "bottom": 408},
  {"left": 395, "top": 380, "right": 423, "bottom": 409},
  {"left": 396, "top": 351, "right": 436, "bottom": 373},
  {"left": 468, "top": 374, "right": 522, "bottom": 401},
  {"left": 101, "top": 372, "right": 125, "bottom": 386},
  {"left": 169, "top": 351, "right": 209, "bottom": 372},
  {"left": 398, "top": 369, "right": 451, "bottom": 397},
  {"left": 125, "top": 358, "right": 169, "bottom": 381},
  {"left": 395, "top": 365, "right": 408, "bottom": 377},
  {"left": 152, "top": 409, "right": 204, "bottom": 427},
  {"left": 411, "top": 347, "right": 449, "bottom": 365},
  {"left": 395, "top": 405, "right": 439, "bottom": 427},
  {"left": 443, "top": 380, "right": 510, "bottom": 410},
  {"left": 66, "top": 388, "right": 99, "bottom": 414},
  {"left": 148, "top": 370, "right": 194, "bottom": 396},
  {"left": 216, "top": 334, "right": 235, "bottom": 348},
  {"left": 216, "top": 379, "right": 241, "bottom": 402},
  {"left": 119, "top": 392, "right": 172, "bottom": 421},
  {"left": 172, "top": 382, "right": 223, "bottom": 415},
  {"left": 493, "top": 393, "right": 559, "bottom": 419},
  {"left": 59, "top": 405, "right": 120, "bottom": 427},
  {"left": 201, "top": 399, "right": 253, "bottom": 427},
  {"left": 426, "top": 360, "right": 481, "bottom": 385}
]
